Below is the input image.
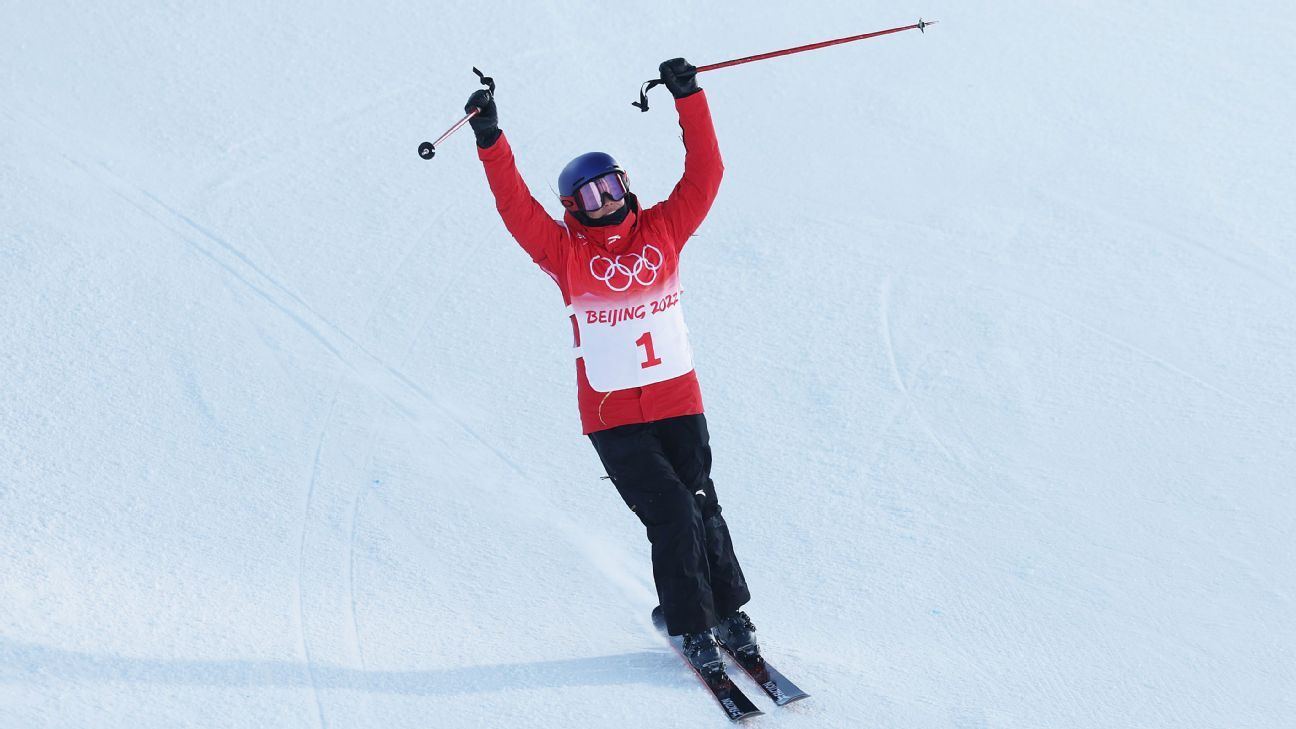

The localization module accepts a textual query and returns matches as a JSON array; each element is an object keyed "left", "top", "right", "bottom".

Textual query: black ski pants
[{"left": 588, "top": 413, "right": 750, "bottom": 635}]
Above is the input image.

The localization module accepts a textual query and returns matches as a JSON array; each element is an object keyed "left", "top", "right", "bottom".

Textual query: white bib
[{"left": 569, "top": 249, "right": 695, "bottom": 392}]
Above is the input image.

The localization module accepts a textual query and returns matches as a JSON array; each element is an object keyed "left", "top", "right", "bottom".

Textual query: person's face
[{"left": 585, "top": 196, "right": 626, "bottom": 219}]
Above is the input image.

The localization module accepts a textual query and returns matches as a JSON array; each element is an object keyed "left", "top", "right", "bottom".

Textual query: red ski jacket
[{"left": 477, "top": 91, "right": 724, "bottom": 434}]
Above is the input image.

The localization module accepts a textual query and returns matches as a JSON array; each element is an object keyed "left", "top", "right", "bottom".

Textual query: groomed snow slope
[{"left": 2, "top": 1, "right": 1294, "bottom": 727}]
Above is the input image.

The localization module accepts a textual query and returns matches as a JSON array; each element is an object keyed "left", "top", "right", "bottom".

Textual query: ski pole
[
  {"left": 419, "top": 109, "right": 478, "bottom": 160},
  {"left": 633, "top": 18, "right": 937, "bottom": 111},
  {"left": 419, "top": 67, "right": 495, "bottom": 160}
]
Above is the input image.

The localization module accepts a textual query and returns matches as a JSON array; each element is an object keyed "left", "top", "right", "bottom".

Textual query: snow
[{"left": 3, "top": 1, "right": 1294, "bottom": 727}]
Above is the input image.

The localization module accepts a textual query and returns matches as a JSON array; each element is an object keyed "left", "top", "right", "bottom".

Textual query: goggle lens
[{"left": 573, "top": 172, "right": 628, "bottom": 212}]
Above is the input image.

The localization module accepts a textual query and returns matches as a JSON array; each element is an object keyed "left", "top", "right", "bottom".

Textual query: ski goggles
[{"left": 562, "top": 171, "right": 629, "bottom": 213}]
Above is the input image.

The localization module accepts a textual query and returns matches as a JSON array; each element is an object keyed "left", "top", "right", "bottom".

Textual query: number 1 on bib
[{"left": 636, "top": 331, "right": 663, "bottom": 369}]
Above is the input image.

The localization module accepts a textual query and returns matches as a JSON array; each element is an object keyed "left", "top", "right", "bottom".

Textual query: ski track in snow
[
  {"left": 1059, "top": 192, "right": 1296, "bottom": 302},
  {"left": 297, "top": 381, "right": 340, "bottom": 729},
  {"left": 879, "top": 275, "right": 965, "bottom": 469},
  {"left": 55, "top": 129, "right": 501, "bottom": 462},
  {"left": 59, "top": 153, "right": 351, "bottom": 365},
  {"left": 1167, "top": 229, "right": 1296, "bottom": 299},
  {"left": 392, "top": 205, "right": 487, "bottom": 369},
  {"left": 989, "top": 283, "right": 1253, "bottom": 408},
  {"left": 208, "top": 83, "right": 421, "bottom": 192},
  {"left": 296, "top": 377, "right": 388, "bottom": 728},
  {"left": 346, "top": 485, "right": 368, "bottom": 674},
  {"left": 357, "top": 220, "right": 433, "bottom": 339}
]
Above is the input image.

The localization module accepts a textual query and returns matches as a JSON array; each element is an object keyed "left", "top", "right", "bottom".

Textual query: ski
[
  {"left": 715, "top": 639, "right": 810, "bottom": 707},
  {"left": 651, "top": 608, "right": 764, "bottom": 722}
]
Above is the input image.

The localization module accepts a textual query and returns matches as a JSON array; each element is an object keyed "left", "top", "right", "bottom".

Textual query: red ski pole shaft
[
  {"left": 633, "top": 18, "right": 936, "bottom": 111},
  {"left": 698, "top": 18, "right": 936, "bottom": 74},
  {"left": 434, "top": 109, "right": 479, "bottom": 147},
  {"left": 419, "top": 108, "right": 480, "bottom": 160}
]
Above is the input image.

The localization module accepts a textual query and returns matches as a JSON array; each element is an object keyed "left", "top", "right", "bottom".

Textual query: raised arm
[
  {"left": 467, "top": 90, "right": 567, "bottom": 277},
  {"left": 653, "top": 59, "right": 724, "bottom": 251}
]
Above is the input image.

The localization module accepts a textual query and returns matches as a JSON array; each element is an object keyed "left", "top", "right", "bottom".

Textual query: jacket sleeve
[
  {"left": 477, "top": 132, "right": 567, "bottom": 279},
  {"left": 654, "top": 90, "right": 724, "bottom": 252}
]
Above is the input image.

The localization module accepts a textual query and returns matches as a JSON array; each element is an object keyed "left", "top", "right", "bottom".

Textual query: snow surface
[{"left": 3, "top": 1, "right": 1295, "bottom": 727}]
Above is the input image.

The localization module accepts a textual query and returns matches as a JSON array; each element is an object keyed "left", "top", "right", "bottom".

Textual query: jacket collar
[{"left": 564, "top": 196, "right": 639, "bottom": 255}]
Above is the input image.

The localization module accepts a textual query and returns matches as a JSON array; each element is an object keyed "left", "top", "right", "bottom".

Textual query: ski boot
[
  {"left": 680, "top": 630, "right": 724, "bottom": 676},
  {"left": 714, "top": 610, "right": 760, "bottom": 659}
]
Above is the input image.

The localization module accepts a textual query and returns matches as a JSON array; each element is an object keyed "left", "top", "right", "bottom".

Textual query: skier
[{"left": 466, "top": 59, "right": 757, "bottom": 675}]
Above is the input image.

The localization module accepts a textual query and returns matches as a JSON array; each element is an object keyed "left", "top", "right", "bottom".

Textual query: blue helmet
[{"left": 559, "top": 152, "right": 625, "bottom": 198}]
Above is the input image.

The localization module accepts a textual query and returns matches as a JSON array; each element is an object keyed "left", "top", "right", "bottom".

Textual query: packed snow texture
[{"left": 3, "top": 1, "right": 1294, "bottom": 727}]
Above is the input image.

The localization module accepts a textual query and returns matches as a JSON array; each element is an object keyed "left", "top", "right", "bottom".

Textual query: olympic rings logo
[{"left": 588, "top": 244, "right": 663, "bottom": 292}]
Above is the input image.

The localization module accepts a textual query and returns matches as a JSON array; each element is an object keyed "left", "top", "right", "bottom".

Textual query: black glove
[
  {"left": 658, "top": 58, "right": 700, "bottom": 99},
  {"left": 464, "top": 89, "right": 500, "bottom": 148}
]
